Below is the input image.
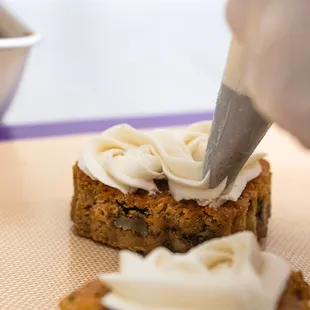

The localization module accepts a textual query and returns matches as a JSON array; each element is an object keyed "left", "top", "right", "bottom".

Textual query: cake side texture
[{"left": 71, "top": 159, "right": 271, "bottom": 254}]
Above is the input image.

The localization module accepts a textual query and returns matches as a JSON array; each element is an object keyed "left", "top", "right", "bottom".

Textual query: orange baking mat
[{"left": 0, "top": 126, "right": 310, "bottom": 309}]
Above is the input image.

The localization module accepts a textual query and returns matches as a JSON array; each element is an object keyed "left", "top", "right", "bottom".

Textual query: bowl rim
[
  {"left": 0, "top": 4, "right": 41, "bottom": 49},
  {"left": 0, "top": 32, "right": 41, "bottom": 49}
]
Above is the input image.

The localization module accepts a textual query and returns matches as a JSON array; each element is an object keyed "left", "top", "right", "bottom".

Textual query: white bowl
[{"left": 0, "top": 4, "right": 40, "bottom": 120}]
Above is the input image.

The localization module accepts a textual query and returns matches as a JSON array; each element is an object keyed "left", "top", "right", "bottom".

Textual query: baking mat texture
[{"left": 0, "top": 127, "right": 310, "bottom": 309}]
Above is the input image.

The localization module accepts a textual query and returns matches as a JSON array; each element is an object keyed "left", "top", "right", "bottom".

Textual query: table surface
[
  {"left": 0, "top": 120, "right": 310, "bottom": 309},
  {"left": 3, "top": 0, "right": 229, "bottom": 125}
]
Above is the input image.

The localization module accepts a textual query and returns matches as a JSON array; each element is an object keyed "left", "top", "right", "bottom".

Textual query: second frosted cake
[{"left": 71, "top": 122, "right": 271, "bottom": 253}]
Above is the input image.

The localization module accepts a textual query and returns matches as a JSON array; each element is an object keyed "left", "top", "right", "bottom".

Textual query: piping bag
[{"left": 203, "top": 38, "right": 272, "bottom": 192}]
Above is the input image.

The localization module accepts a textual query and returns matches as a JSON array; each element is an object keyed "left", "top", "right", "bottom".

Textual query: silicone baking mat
[{"left": 0, "top": 116, "right": 310, "bottom": 309}]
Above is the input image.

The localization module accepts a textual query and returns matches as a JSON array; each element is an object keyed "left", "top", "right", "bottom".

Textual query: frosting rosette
[
  {"left": 100, "top": 232, "right": 290, "bottom": 310},
  {"left": 78, "top": 122, "right": 265, "bottom": 206}
]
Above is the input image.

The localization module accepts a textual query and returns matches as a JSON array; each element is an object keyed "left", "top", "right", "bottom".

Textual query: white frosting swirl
[
  {"left": 100, "top": 232, "right": 290, "bottom": 310},
  {"left": 78, "top": 121, "right": 265, "bottom": 206}
]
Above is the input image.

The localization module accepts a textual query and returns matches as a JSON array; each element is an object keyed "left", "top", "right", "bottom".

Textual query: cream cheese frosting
[
  {"left": 78, "top": 121, "right": 266, "bottom": 206},
  {"left": 100, "top": 232, "right": 291, "bottom": 310}
]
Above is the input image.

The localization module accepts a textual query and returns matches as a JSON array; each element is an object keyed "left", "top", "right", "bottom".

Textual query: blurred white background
[{"left": 3, "top": 0, "right": 231, "bottom": 124}]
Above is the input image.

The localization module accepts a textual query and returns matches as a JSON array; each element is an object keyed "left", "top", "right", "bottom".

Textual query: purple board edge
[{"left": 0, "top": 111, "right": 214, "bottom": 141}]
